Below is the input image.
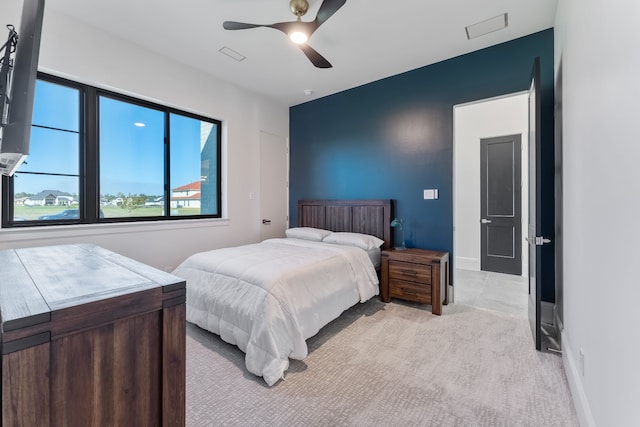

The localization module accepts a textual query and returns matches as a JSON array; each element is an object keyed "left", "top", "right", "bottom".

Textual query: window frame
[{"left": 1, "top": 73, "right": 222, "bottom": 228}]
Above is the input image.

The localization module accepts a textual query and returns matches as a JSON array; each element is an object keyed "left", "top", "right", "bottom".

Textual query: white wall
[
  {"left": 0, "top": 0, "right": 289, "bottom": 271},
  {"left": 555, "top": 0, "right": 640, "bottom": 426},
  {"left": 453, "top": 93, "right": 528, "bottom": 274}
]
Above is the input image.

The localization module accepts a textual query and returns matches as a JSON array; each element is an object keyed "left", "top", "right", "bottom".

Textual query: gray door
[
  {"left": 480, "top": 135, "right": 522, "bottom": 275},
  {"left": 527, "top": 57, "right": 550, "bottom": 351}
]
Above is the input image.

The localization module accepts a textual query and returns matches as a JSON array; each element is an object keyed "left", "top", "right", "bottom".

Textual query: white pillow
[
  {"left": 322, "top": 232, "right": 385, "bottom": 250},
  {"left": 285, "top": 227, "right": 332, "bottom": 241}
]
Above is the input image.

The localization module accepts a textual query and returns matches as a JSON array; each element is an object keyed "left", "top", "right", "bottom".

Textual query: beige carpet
[{"left": 186, "top": 299, "right": 579, "bottom": 426}]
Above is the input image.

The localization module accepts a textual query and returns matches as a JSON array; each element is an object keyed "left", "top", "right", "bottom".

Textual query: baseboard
[
  {"left": 455, "top": 256, "right": 479, "bottom": 271},
  {"left": 562, "top": 331, "right": 596, "bottom": 427},
  {"left": 541, "top": 301, "right": 554, "bottom": 325}
]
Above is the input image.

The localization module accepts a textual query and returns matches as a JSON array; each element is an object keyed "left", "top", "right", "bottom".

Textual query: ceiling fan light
[{"left": 289, "top": 31, "right": 308, "bottom": 44}]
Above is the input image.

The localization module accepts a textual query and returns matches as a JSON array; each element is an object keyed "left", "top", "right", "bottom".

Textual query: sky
[{"left": 15, "top": 79, "right": 209, "bottom": 197}]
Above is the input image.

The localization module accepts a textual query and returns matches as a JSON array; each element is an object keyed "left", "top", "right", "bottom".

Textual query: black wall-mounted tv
[{"left": 0, "top": 0, "right": 44, "bottom": 176}]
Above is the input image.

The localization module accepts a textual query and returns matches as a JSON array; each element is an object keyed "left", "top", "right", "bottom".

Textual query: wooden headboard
[{"left": 298, "top": 199, "right": 392, "bottom": 250}]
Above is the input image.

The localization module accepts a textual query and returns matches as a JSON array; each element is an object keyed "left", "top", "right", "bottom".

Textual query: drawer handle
[{"left": 400, "top": 270, "right": 418, "bottom": 276}]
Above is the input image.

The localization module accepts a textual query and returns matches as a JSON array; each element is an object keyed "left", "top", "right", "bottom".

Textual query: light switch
[{"left": 423, "top": 189, "right": 439, "bottom": 200}]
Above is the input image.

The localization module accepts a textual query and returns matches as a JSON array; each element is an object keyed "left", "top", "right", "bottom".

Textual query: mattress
[{"left": 173, "top": 237, "right": 379, "bottom": 386}]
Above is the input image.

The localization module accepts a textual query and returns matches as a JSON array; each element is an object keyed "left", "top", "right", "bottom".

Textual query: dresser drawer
[
  {"left": 388, "top": 260, "right": 431, "bottom": 285},
  {"left": 388, "top": 279, "right": 431, "bottom": 304}
]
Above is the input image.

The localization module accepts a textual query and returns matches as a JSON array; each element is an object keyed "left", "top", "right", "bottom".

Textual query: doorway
[
  {"left": 453, "top": 92, "right": 529, "bottom": 311},
  {"left": 259, "top": 131, "right": 289, "bottom": 241}
]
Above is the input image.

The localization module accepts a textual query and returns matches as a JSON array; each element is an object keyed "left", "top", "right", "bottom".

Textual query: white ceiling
[{"left": 46, "top": 0, "right": 557, "bottom": 107}]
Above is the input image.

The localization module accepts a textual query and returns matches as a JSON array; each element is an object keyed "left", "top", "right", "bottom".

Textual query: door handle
[
  {"left": 481, "top": 219, "right": 492, "bottom": 224},
  {"left": 534, "top": 236, "right": 551, "bottom": 245},
  {"left": 526, "top": 236, "right": 552, "bottom": 245},
  {"left": 262, "top": 219, "right": 271, "bottom": 224}
]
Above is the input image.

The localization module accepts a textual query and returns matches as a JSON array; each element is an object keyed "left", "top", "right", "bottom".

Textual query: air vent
[
  {"left": 465, "top": 13, "right": 508, "bottom": 40},
  {"left": 219, "top": 46, "right": 246, "bottom": 62}
]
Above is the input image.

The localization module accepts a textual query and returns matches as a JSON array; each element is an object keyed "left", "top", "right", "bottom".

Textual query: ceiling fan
[{"left": 223, "top": 0, "right": 347, "bottom": 69}]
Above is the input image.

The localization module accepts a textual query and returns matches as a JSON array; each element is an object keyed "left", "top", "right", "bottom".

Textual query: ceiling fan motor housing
[{"left": 290, "top": 0, "right": 309, "bottom": 17}]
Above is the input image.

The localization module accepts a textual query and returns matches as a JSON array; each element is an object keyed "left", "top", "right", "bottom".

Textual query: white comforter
[{"left": 173, "top": 238, "right": 379, "bottom": 386}]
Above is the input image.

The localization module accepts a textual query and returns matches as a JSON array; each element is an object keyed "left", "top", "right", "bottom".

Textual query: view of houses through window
[
  {"left": 14, "top": 181, "right": 209, "bottom": 220},
  {"left": 2, "top": 75, "right": 221, "bottom": 225}
]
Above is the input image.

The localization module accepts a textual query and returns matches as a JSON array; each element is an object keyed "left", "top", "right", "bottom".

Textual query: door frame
[
  {"left": 553, "top": 58, "right": 564, "bottom": 343},
  {"left": 452, "top": 92, "right": 530, "bottom": 301},
  {"left": 259, "top": 131, "right": 289, "bottom": 241}
]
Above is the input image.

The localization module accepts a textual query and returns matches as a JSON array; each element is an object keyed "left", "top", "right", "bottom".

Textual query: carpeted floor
[{"left": 186, "top": 298, "right": 579, "bottom": 426}]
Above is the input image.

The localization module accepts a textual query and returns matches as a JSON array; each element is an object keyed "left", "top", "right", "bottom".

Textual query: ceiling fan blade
[
  {"left": 270, "top": 21, "right": 298, "bottom": 35},
  {"left": 315, "top": 0, "right": 347, "bottom": 27},
  {"left": 225, "top": 20, "right": 298, "bottom": 37},
  {"left": 298, "top": 44, "right": 332, "bottom": 68},
  {"left": 223, "top": 21, "right": 265, "bottom": 30}
]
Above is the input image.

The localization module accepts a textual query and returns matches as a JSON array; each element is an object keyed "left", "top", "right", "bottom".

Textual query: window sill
[{"left": 0, "top": 217, "right": 230, "bottom": 244}]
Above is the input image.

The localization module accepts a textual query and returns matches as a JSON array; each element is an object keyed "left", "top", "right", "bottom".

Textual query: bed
[{"left": 173, "top": 199, "right": 391, "bottom": 386}]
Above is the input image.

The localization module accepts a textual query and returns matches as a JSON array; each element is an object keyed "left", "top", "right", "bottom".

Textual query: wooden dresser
[
  {"left": 380, "top": 248, "right": 449, "bottom": 315},
  {"left": 0, "top": 244, "right": 186, "bottom": 427}
]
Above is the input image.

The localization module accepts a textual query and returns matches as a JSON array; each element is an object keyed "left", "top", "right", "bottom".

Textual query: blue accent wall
[{"left": 290, "top": 29, "right": 555, "bottom": 301}]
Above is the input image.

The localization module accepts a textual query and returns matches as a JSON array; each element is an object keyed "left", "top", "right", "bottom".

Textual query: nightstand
[{"left": 380, "top": 248, "right": 450, "bottom": 315}]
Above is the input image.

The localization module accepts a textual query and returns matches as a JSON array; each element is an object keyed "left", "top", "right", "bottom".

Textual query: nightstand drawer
[
  {"left": 388, "top": 279, "right": 431, "bottom": 304},
  {"left": 388, "top": 260, "right": 431, "bottom": 285}
]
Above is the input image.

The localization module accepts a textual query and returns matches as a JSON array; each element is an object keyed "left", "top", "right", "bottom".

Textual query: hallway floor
[
  {"left": 454, "top": 268, "right": 528, "bottom": 318},
  {"left": 454, "top": 268, "right": 560, "bottom": 352}
]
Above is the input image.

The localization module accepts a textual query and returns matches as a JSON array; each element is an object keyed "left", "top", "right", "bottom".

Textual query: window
[
  {"left": 1, "top": 74, "right": 222, "bottom": 227},
  {"left": 169, "top": 113, "right": 219, "bottom": 216},
  {"left": 99, "top": 95, "right": 165, "bottom": 219},
  {"left": 9, "top": 79, "right": 81, "bottom": 222}
]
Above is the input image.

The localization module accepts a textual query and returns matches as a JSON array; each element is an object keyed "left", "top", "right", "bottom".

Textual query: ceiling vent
[
  {"left": 219, "top": 46, "right": 246, "bottom": 62},
  {"left": 465, "top": 13, "right": 508, "bottom": 40}
]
